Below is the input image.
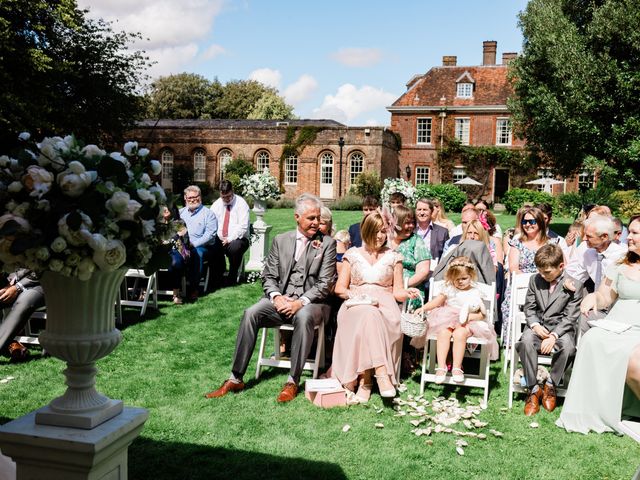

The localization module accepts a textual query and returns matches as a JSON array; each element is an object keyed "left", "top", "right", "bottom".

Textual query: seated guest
[
  {"left": 319, "top": 206, "right": 335, "bottom": 236},
  {"left": 180, "top": 185, "right": 218, "bottom": 299},
  {"left": 432, "top": 198, "right": 456, "bottom": 234},
  {"left": 443, "top": 208, "right": 479, "bottom": 256},
  {"left": 534, "top": 202, "right": 568, "bottom": 251},
  {"left": 331, "top": 212, "right": 419, "bottom": 403},
  {"left": 563, "top": 220, "right": 584, "bottom": 259},
  {"left": 210, "top": 180, "right": 250, "bottom": 287},
  {"left": 348, "top": 195, "right": 379, "bottom": 248},
  {"left": 517, "top": 244, "right": 584, "bottom": 416},
  {"left": 0, "top": 269, "right": 45, "bottom": 361},
  {"left": 333, "top": 230, "right": 351, "bottom": 274},
  {"left": 475, "top": 200, "right": 503, "bottom": 239},
  {"left": 450, "top": 203, "right": 478, "bottom": 237},
  {"left": 433, "top": 239, "right": 496, "bottom": 286},
  {"left": 205, "top": 194, "right": 336, "bottom": 403},
  {"left": 612, "top": 217, "right": 628, "bottom": 244},
  {"left": 163, "top": 207, "right": 198, "bottom": 305},
  {"left": 461, "top": 220, "right": 498, "bottom": 266},
  {"left": 478, "top": 209, "right": 504, "bottom": 265},
  {"left": 557, "top": 214, "right": 640, "bottom": 434},
  {"left": 415, "top": 198, "right": 449, "bottom": 269},
  {"left": 388, "top": 192, "right": 407, "bottom": 209},
  {"left": 566, "top": 214, "right": 627, "bottom": 333}
]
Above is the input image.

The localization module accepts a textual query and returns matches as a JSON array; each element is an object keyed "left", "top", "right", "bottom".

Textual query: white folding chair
[
  {"left": 118, "top": 269, "right": 158, "bottom": 317},
  {"left": 420, "top": 279, "right": 497, "bottom": 407},
  {"left": 12, "top": 307, "right": 46, "bottom": 346},
  {"left": 502, "top": 272, "right": 535, "bottom": 373},
  {"left": 255, "top": 322, "right": 325, "bottom": 380},
  {"left": 155, "top": 268, "right": 187, "bottom": 298},
  {"left": 507, "top": 273, "right": 572, "bottom": 408}
]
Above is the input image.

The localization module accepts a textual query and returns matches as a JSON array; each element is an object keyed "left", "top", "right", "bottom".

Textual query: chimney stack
[
  {"left": 483, "top": 40, "right": 497, "bottom": 65},
  {"left": 502, "top": 52, "right": 517, "bottom": 65},
  {"left": 442, "top": 56, "right": 457, "bottom": 66}
]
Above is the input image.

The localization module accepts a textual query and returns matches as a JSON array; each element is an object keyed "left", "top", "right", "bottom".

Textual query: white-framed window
[
  {"left": 193, "top": 149, "right": 207, "bottom": 182},
  {"left": 218, "top": 149, "right": 233, "bottom": 179},
  {"left": 455, "top": 118, "right": 470, "bottom": 145},
  {"left": 496, "top": 118, "right": 512, "bottom": 146},
  {"left": 578, "top": 170, "right": 595, "bottom": 191},
  {"left": 160, "top": 149, "right": 173, "bottom": 190},
  {"left": 285, "top": 155, "right": 298, "bottom": 184},
  {"left": 453, "top": 167, "right": 466, "bottom": 182},
  {"left": 320, "top": 152, "right": 334, "bottom": 183},
  {"left": 416, "top": 118, "right": 432, "bottom": 144},
  {"left": 415, "top": 166, "right": 430, "bottom": 185},
  {"left": 349, "top": 152, "right": 364, "bottom": 185},
  {"left": 256, "top": 150, "right": 270, "bottom": 173},
  {"left": 456, "top": 83, "right": 473, "bottom": 98}
]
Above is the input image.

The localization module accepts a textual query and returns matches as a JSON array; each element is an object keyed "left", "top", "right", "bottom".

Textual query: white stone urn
[
  {"left": 35, "top": 268, "right": 127, "bottom": 429},
  {"left": 253, "top": 198, "right": 267, "bottom": 228}
]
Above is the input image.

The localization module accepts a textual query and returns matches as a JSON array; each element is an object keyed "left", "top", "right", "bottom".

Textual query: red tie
[{"left": 222, "top": 205, "right": 231, "bottom": 238}]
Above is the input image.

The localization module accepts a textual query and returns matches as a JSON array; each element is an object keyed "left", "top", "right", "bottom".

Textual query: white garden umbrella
[
  {"left": 526, "top": 178, "right": 564, "bottom": 186},
  {"left": 454, "top": 176, "right": 483, "bottom": 186}
]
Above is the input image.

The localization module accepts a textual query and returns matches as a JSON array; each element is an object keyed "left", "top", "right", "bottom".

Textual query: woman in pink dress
[{"left": 331, "top": 212, "right": 419, "bottom": 404}]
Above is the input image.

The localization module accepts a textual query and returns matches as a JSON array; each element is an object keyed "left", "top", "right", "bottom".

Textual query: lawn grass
[{"left": 1, "top": 209, "right": 635, "bottom": 480}]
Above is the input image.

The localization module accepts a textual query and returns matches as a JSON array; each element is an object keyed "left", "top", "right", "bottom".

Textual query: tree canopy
[
  {"left": 0, "top": 0, "right": 151, "bottom": 147},
  {"left": 509, "top": 0, "right": 640, "bottom": 189},
  {"left": 144, "top": 77, "right": 296, "bottom": 120}
]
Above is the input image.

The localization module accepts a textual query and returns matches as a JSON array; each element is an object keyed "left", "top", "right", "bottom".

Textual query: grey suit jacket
[
  {"left": 433, "top": 240, "right": 496, "bottom": 285},
  {"left": 262, "top": 231, "right": 337, "bottom": 304},
  {"left": 523, "top": 272, "right": 584, "bottom": 339}
]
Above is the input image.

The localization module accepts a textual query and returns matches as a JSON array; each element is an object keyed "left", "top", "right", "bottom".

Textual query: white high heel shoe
[{"left": 374, "top": 374, "right": 396, "bottom": 398}]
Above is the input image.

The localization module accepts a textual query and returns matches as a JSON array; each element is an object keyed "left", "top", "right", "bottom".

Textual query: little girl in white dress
[{"left": 413, "top": 256, "right": 499, "bottom": 383}]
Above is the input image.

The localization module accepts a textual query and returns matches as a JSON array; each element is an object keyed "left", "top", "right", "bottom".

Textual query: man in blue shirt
[{"left": 179, "top": 185, "right": 218, "bottom": 299}]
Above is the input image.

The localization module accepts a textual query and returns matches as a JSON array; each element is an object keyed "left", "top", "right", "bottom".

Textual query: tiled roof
[
  {"left": 135, "top": 119, "right": 345, "bottom": 129},
  {"left": 391, "top": 65, "right": 512, "bottom": 108}
]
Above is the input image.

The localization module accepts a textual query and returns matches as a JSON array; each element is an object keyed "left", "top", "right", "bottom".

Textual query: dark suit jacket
[
  {"left": 348, "top": 222, "right": 362, "bottom": 248},
  {"left": 523, "top": 272, "right": 584, "bottom": 339},
  {"left": 428, "top": 224, "right": 449, "bottom": 261},
  {"left": 262, "top": 231, "right": 337, "bottom": 304}
]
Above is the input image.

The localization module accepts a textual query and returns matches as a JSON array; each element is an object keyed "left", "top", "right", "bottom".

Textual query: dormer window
[{"left": 456, "top": 82, "right": 473, "bottom": 98}]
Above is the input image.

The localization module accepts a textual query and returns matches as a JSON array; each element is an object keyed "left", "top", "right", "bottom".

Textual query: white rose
[
  {"left": 149, "top": 185, "right": 167, "bottom": 203},
  {"left": 106, "top": 191, "right": 130, "bottom": 213},
  {"left": 61, "top": 266, "right": 73, "bottom": 277},
  {"left": 8, "top": 181, "right": 22, "bottom": 193},
  {"left": 62, "top": 135, "right": 75, "bottom": 149},
  {"left": 37, "top": 136, "right": 64, "bottom": 168},
  {"left": 123, "top": 141, "right": 138, "bottom": 156},
  {"left": 93, "top": 239, "right": 126, "bottom": 271},
  {"left": 77, "top": 257, "right": 97, "bottom": 281},
  {"left": 0, "top": 213, "right": 30, "bottom": 232},
  {"left": 23, "top": 165, "right": 54, "bottom": 197},
  {"left": 35, "top": 247, "right": 50, "bottom": 261},
  {"left": 85, "top": 232, "right": 108, "bottom": 251},
  {"left": 58, "top": 212, "right": 93, "bottom": 246},
  {"left": 140, "top": 173, "right": 151, "bottom": 186},
  {"left": 118, "top": 200, "right": 142, "bottom": 221},
  {"left": 137, "top": 188, "right": 156, "bottom": 206},
  {"left": 51, "top": 237, "right": 67, "bottom": 253},
  {"left": 110, "top": 152, "right": 127, "bottom": 163},
  {"left": 81, "top": 144, "right": 106, "bottom": 158},
  {"left": 36, "top": 199, "right": 51, "bottom": 211},
  {"left": 138, "top": 148, "right": 150, "bottom": 158},
  {"left": 18, "top": 132, "right": 30, "bottom": 141},
  {"left": 141, "top": 219, "right": 155, "bottom": 237},
  {"left": 57, "top": 169, "right": 92, "bottom": 197},
  {"left": 65, "top": 252, "right": 82, "bottom": 267},
  {"left": 13, "top": 202, "right": 29, "bottom": 217},
  {"left": 149, "top": 160, "right": 162, "bottom": 175},
  {"left": 49, "top": 259, "right": 64, "bottom": 272},
  {"left": 0, "top": 155, "right": 10, "bottom": 167},
  {"left": 68, "top": 161, "right": 86, "bottom": 175}
]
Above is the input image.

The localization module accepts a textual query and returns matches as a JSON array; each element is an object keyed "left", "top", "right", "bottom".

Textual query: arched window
[
  {"left": 193, "top": 149, "right": 206, "bottom": 182},
  {"left": 160, "top": 149, "right": 174, "bottom": 190},
  {"left": 256, "top": 150, "right": 270, "bottom": 173},
  {"left": 349, "top": 152, "right": 364, "bottom": 185},
  {"left": 219, "top": 149, "right": 233, "bottom": 179},
  {"left": 285, "top": 155, "right": 298, "bottom": 184}
]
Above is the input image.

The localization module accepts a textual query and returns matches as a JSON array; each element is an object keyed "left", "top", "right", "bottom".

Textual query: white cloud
[
  {"left": 330, "top": 47, "right": 383, "bottom": 67},
  {"left": 312, "top": 84, "right": 397, "bottom": 123},
  {"left": 249, "top": 68, "right": 282, "bottom": 90},
  {"left": 78, "top": 0, "right": 225, "bottom": 79},
  {"left": 283, "top": 74, "right": 318, "bottom": 105},
  {"left": 201, "top": 44, "right": 226, "bottom": 60}
]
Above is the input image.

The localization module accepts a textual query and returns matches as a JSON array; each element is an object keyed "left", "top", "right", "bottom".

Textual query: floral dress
[{"left": 396, "top": 233, "right": 431, "bottom": 310}]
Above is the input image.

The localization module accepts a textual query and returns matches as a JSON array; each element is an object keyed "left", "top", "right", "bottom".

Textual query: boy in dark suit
[
  {"left": 516, "top": 243, "right": 584, "bottom": 416},
  {"left": 348, "top": 195, "right": 378, "bottom": 248}
]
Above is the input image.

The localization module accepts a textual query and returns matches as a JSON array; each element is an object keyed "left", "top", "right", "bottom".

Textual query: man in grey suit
[
  {"left": 0, "top": 269, "right": 45, "bottom": 360},
  {"left": 206, "top": 194, "right": 337, "bottom": 403},
  {"left": 516, "top": 244, "right": 584, "bottom": 416}
]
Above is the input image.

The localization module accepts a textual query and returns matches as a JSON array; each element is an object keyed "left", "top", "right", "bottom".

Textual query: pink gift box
[{"left": 305, "top": 389, "right": 346, "bottom": 408}]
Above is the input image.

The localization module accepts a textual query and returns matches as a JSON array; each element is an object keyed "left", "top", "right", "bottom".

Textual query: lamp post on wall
[{"left": 338, "top": 136, "right": 345, "bottom": 198}]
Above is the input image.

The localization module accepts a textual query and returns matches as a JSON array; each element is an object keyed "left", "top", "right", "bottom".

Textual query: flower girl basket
[{"left": 400, "top": 278, "right": 427, "bottom": 338}]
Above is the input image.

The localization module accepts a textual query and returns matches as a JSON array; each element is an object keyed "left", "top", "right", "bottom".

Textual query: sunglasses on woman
[{"left": 521, "top": 218, "right": 537, "bottom": 226}]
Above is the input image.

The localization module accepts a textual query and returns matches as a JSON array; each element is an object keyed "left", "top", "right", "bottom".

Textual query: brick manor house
[{"left": 130, "top": 41, "right": 593, "bottom": 201}]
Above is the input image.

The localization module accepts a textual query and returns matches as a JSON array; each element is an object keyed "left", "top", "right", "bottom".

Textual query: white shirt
[
  {"left": 566, "top": 241, "right": 627, "bottom": 284},
  {"left": 210, "top": 194, "right": 250, "bottom": 241}
]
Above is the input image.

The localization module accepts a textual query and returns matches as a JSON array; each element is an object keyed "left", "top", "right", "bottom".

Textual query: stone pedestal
[
  {"left": 246, "top": 222, "right": 272, "bottom": 272},
  {"left": 0, "top": 407, "right": 148, "bottom": 480}
]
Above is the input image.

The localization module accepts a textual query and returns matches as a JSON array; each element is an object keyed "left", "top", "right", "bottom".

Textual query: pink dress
[
  {"left": 414, "top": 283, "right": 499, "bottom": 360},
  {"left": 331, "top": 249, "right": 404, "bottom": 386}
]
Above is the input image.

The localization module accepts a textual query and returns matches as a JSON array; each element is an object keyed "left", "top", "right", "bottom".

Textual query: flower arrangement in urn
[
  {"left": 239, "top": 168, "right": 281, "bottom": 201},
  {"left": 380, "top": 177, "right": 416, "bottom": 207},
  {"left": 0, "top": 133, "right": 173, "bottom": 280}
]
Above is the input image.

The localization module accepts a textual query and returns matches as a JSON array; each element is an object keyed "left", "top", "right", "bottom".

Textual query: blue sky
[{"left": 80, "top": 0, "right": 529, "bottom": 126}]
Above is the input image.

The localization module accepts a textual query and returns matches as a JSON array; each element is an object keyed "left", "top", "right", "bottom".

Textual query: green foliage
[
  {"left": 266, "top": 197, "right": 296, "bottom": 209},
  {"left": 328, "top": 194, "right": 363, "bottom": 211},
  {"left": 509, "top": 0, "right": 640, "bottom": 189},
  {"left": 415, "top": 183, "right": 467, "bottom": 213},
  {"left": 224, "top": 157, "right": 255, "bottom": 179},
  {"left": 351, "top": 171, "right": 382, "bottom": 198},
  {"left": 0, "top": 0, "right": 151, "bottom": 146},
  {"left": 145, "top": 73, "right": 222, "bottom": 119},
  {"left": 223, "top": 173, "right": 242, "bottom": 194},
  {"left": 502, "top": 188, "right": 558, "bottom": 214},
  {"left": 247, "top": 92, "right": 296, "bottom": 120},
  {"left": 611, "top": 190, "right": 640, "bottom": 218}
]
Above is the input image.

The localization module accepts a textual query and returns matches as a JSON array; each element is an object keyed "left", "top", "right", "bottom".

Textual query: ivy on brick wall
[
  {"left": 437, "top": 139, "right": 537, "bottom": 199},
  {"left": 278, "top": 126, "right": 325, "bottom": 190}
]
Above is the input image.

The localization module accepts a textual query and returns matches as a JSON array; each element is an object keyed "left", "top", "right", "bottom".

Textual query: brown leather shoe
[
  {"left": 276, "top": 382, "right": 298, "bottom": 403},
  {"left": 8, "top": 341, "right": 28, "bottom": 362},
  {"left": 204, "top": 379, "right": 245, "bottom": 398},
  {"left": 542, "top": 383, "right": 557, "bottom": 412},
  {"left": 524, "top": 388, "right": 543, "bottom": 416}
]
